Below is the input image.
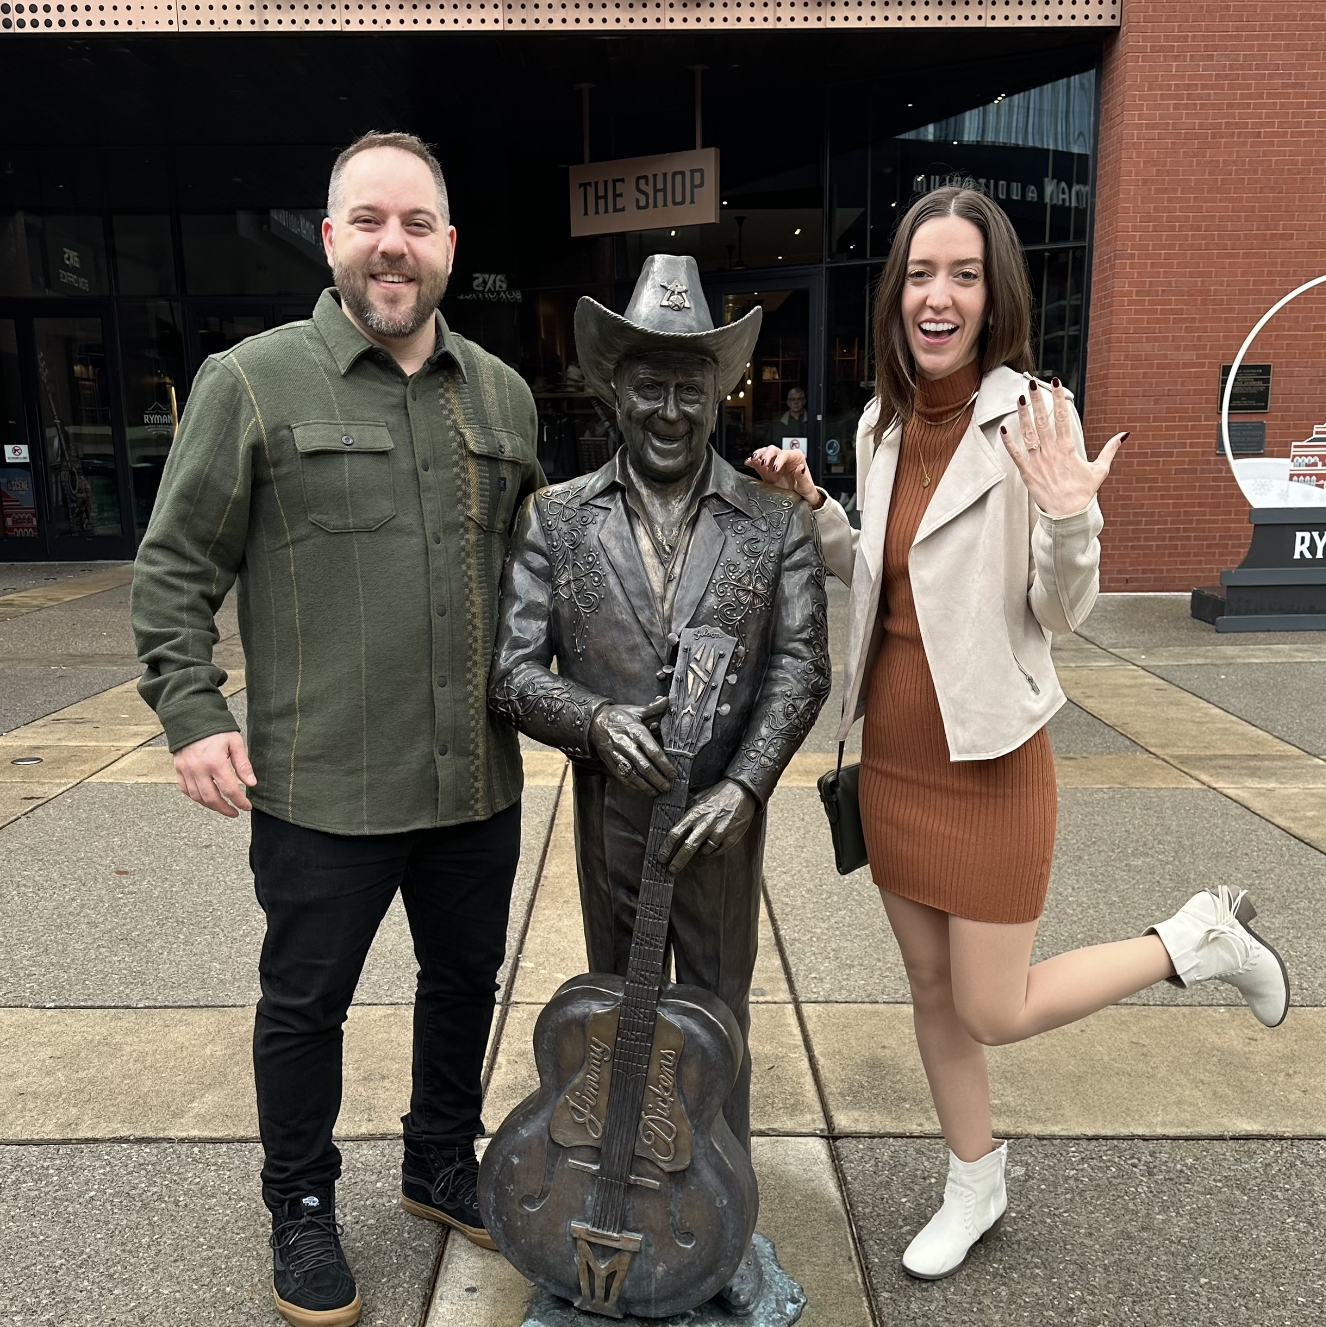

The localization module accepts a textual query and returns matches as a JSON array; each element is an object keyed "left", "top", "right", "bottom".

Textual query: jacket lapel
[
  {"left": 913, "top": 420, "right": 1005, "bottom": 544},
  {"left": 858, "top": 421, "right": 902, "bottom": 582},
  {"left": 596, "top": 497, "right": 668, "bottom": 661},
  {"left": 913, "top": 365, "right": 1028, "bottom": 544},
  {"left": 673, "top": 506, "right": 725, "bottom": 630}
]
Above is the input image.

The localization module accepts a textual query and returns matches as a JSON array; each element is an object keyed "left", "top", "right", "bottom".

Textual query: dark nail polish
[
  {"left": 1029, "top": 379, "right": 1038, "bottom": 392},
  {"left": 1052, "top": 376, "right": 1061, "bottom": 388},
  {"left": 1018, "top": 395, "right": 1027, "bottom": 407},
  {"left": 1121, "top": 431, "right": 1130, "bottom": 442},
  {"left": 1000, "top": 425, "right": 1008, "bottom": 434}
]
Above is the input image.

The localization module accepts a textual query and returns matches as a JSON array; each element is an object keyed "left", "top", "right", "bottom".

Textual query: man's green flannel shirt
[{"left": 131, "top": 289, "right": 545, "bottom": 834}]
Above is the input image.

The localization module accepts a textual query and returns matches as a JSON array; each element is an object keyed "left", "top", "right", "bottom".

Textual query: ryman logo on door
[{"left": 569, "top": 149, "right": 720, "bottom": 238}]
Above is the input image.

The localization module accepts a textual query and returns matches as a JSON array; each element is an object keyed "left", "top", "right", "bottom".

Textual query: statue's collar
[{"left": 581, "top": 445, "right": 763, "bottom": 520}]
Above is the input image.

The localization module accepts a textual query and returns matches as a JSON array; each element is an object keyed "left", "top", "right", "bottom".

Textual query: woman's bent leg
[
  {"left": 881, "top": 891, "right": 994, "bottom": 1163},
  {"left": 949, "top": 918, "right": 1174, "bottom": 1047}
]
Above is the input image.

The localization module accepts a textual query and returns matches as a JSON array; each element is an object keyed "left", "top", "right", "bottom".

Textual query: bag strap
[{"left": 836, "top": 741, "right": 845, "bottom": 777}]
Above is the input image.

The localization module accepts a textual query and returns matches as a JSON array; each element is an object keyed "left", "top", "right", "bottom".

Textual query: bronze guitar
[{"left": 479, "top": 626, "right": 758, "bottom": 1319}]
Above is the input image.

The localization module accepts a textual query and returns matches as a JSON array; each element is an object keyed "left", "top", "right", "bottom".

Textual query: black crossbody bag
[{"left": 817, "top": 742, "right": 868, "bottom": 875}]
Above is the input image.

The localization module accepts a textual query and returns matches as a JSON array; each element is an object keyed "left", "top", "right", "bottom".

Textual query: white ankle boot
[
  {"left": 902, "top": 1142, "right": 1007, "bottom": 1281},
  {"left": 1147, "top": 887, "right": 1290, "bottom": 1028}
]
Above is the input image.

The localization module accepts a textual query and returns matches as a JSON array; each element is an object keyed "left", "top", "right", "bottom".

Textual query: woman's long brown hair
[{"left": 871, "top": 186, "right": 1034, "bottom": 444}]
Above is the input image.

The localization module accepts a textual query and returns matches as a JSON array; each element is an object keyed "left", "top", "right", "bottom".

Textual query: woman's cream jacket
[{"left": 814, "top": 365, "right": 1103, "bottom": 759}]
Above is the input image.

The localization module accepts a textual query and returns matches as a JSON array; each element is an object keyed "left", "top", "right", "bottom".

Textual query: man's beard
[{"left": 334, "top": 257, "right": 449, "bottom": 339}]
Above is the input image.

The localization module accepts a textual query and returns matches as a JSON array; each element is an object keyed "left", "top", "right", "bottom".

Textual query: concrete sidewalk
[{"left": 2, "top": 572, "right": 1324, "bottom": 1326}]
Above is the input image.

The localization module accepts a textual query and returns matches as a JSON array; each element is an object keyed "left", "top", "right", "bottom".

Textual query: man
[
  {"left": 489, "top": 255, "right": 830, "bottom": 1312},
  {"left": 766, "top": 386, "right": 810, "bottom": 453},
  {"left": 132, "top": 131, "right": 543, "bottom": 1327}
]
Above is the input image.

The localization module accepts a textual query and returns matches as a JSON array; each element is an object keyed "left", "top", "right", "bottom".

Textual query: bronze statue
[
  {"left": 481, "top": 627, "right": 758, "bottom": 1318},
  {"left": 482, "top": 255, "right": 830, "bottom": 1318}
]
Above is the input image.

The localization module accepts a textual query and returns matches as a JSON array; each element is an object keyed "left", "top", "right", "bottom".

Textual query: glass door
[
  {"left": 1, "top": 319, "right": 41, "bottom": 547},
  {"left": 188, "top": 304, "right": 271, "bottom": 371},
  {"left": 0, "top": 308, "right": 133, "bottom": 561},
  {"left": 703, "top": 272, "right": 823, "bottom": 480},
  {"left": 184, "top": 300, "right": 315, "bottom": 377}
]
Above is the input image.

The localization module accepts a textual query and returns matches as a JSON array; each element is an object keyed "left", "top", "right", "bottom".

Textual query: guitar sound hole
[
  {"left": 669, "top": 1172, "right": 696, "bottom": 1248},
  {"left": 520, "top": 1141, "right": 564, "bottom": 1213}
]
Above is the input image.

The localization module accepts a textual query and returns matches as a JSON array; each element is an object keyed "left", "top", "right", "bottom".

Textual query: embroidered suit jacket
[{"left": 489, "top": 447, "right": 831, "bottom": 805}]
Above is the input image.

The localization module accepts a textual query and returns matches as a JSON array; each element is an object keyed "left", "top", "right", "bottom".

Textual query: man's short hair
[{"left": 327, "top": 131, "right": 450, "bottom": 223}]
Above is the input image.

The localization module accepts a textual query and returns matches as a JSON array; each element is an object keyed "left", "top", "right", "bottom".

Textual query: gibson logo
[
  {"left": 638, "top": 1047, "right": 680, "bottom": 1163},
  {"left": 567, "top": 1036, "right": 612, "bottom": 1138}
]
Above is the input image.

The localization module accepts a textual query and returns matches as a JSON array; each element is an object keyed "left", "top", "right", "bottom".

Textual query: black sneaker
[
  {"left": 401, "top": 1140, "right": 496, "bottom": 1250},
  {"left": 269, "top": 1189, "right": 362, "bottom": 1327}
]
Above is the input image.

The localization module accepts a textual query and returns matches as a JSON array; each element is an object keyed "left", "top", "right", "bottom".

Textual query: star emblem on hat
[
  {"left": 573, "top": 254, "right": 762, "bottom": 403},
  {"left": 659, "top": 281, "right": 691, "bottom": 312}
]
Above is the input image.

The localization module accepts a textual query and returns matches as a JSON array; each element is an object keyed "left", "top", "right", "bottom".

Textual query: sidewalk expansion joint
[
  {"left": 760, "top": 876, "right": 885, "bottom": 1327},
  {"left": 0, "top": 564, "right": 134, "bottom": 621},
  {"left": 1058, "top": 634, "right": 1326, "bottom": 856},
  {"left": 0, "top": 670, "right": 247, "bottom": 829},
  {"left": 483, "top": 760, "right": 569, "bottom": 1104}
]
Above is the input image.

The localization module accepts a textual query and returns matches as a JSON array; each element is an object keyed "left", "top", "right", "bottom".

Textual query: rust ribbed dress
[{"left": 858, "top": 360, "right": 1056, "bottom": 925}]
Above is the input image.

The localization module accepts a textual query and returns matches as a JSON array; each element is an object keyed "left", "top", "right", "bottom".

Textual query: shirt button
[
  {"left": 341, "top": 435, "right": 354, "bottom": 447},
  {"left": 437, "top": 745, "right": 449, "bottom": 757},
  {"left": 432, "top": 533, "right": 441, "bottom": 545},
  {"left": 421, "top": 459, "right": 430, "bottom": 472},
  {"left": 497, "top": 442, "right": 506, "bottom": 454},
  {"left": 436, "top": 676, "right": 447, "bottom": 688},
  {"left": 436, "top": 605, "right": 447, "bottom": 617}
]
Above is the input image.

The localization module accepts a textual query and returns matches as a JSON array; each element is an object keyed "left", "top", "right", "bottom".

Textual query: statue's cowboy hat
[{"left": 574, "top": 254, "right": 763, "bottom": 405}]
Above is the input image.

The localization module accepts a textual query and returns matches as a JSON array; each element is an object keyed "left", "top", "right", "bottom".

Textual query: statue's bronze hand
[
  {"left": 589, "top": 696, "right": 677, "bottom": 796},
  {"left": 661, "top": 779, "right": 757, "bottom": 874}
]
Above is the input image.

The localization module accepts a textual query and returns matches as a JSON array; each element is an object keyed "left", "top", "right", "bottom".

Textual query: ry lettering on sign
[
  {"left": 1293, "top": 531, "right": 1326, "bottom": 560},
  {"left": 569, "top": 149, "right": 721, "bottom": 238}
]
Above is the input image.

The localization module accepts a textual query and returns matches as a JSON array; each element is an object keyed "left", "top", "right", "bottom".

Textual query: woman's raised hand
[
  {"left": 1000, "top": 378, "right": 1126, "bottom": 519},
  {"left": 745, "top": 446, "right": 824, "bottom": 509}
]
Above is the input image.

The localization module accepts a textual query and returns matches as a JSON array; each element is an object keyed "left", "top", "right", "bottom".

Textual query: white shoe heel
[
  {"left": 1147, "top": 887, "right": 1290, "bottom": 1028},
  {"left": 902, "top": 1142, "right": 1008, "bottom": 1281}
]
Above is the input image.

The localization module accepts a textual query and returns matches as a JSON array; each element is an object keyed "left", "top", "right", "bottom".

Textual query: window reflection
[
  {"left": 1, "top": 319, "right": 39, "bottom": 543},
  {"left": 114, "top": 215, "right": 178, "bottom": 297},
  {"left": 720, "top": 290, "right": 811, "bottom": 462},
  {"left": 0, "top": 213, "right": 110, "bottom": 297},
  {"left": 33, "top": 318, "right": 121, "bottom": 539},
  {"left": 825, "top": 68, "right": 1097, "bottom": 485},
  {"left": 119, "top": 301, "right": 187, "bottom": 533},
  {"left": 625, "top": 167, "right": 823, "bottom": 274},
  {"left": 824, "top": 264, "right": 881, "bottom": 507},
  {"left": 182, "top": 212, "right": 328, "bottom": 297}
]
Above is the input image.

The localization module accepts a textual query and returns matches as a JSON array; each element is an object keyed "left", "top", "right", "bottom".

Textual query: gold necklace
[{"left": 913, "top": 388, "right": 979, "bottom": 488}]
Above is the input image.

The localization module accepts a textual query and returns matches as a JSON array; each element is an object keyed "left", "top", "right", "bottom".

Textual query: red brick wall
[{"left": 1085, "top": 0, "right": 1326, "bottom": 590}]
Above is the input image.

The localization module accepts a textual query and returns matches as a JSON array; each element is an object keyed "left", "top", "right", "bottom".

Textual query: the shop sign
[{"left": 569, "top": 149, "right": 720, "bottom": 238}]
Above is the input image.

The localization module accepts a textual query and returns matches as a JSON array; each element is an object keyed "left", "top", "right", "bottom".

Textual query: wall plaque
[
  {"left": 569, "top": 149, "right": 720, "bottom": 238},
  {"left": 1219, "top": 363, "right": 1272, "bottom": 413},
  {"left": 1216, "top": 421, "right": 1266, "bottom": 455}
]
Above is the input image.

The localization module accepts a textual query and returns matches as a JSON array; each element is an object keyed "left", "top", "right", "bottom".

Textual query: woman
[{"left": 746, "top": 187, "right": 1290, "bottom": 1282}]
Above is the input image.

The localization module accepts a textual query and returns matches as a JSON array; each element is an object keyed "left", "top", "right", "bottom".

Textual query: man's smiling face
[
  {"left": 323, "top": 146, "right": 455, "bottom": 341},
  {"left": 615, "top": 353, "right": 719, "bottom": 485}
]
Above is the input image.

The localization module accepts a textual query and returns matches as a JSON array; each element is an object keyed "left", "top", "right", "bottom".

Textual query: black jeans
[{"left": 249, "top": 802, "right": 520, "bottom": 1209}]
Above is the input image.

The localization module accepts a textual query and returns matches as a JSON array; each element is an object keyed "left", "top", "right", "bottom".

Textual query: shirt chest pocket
[
  {"left": 463, "top": 426, "right": 523, "bottom": 532},
  {"left": 291, "top": 422, "right": 396, "bottom": 533}
]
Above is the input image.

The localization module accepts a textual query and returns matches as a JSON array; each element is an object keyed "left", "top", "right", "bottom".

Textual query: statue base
[{"left": 519, "top": 1234, "right": 806, "bottom": 1327}]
